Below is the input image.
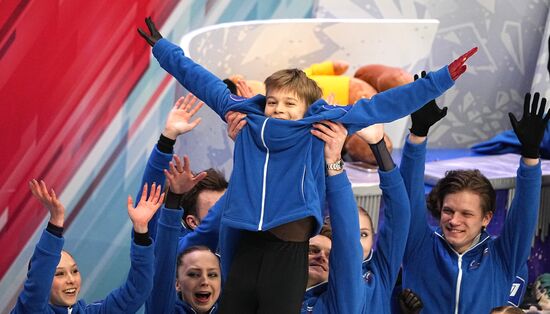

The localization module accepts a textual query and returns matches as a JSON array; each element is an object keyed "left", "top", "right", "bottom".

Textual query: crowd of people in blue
[{"left": 10, "top": 17, "right": 550, "bottom": 313}]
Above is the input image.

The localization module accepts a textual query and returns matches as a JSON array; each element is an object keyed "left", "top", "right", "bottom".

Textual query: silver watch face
[{"left": 327, "top": 159, "right": 344, "bottom": 170}]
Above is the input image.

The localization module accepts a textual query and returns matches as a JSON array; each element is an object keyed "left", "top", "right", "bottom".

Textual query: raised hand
[
  {"left": 311, "top": 121, "right": 348, "bottom": 164},
  {"left": 410, "top": 71, "right": 448, "bottom": 137},
  {"left": 448, "top": 47, "right": 478, "bottom": 80},
  {"left": 236, "top": 80, "right": 255, "bottom": 98},
  {"left": 162, "top": 94, "right": 204, "bottom": 140},
  {"left": 127, "top": 183, "right": 165, "bottom": 233},
  {"left": 137, "top": 17, "right": 163, "bottom": 47},
  {"left": 225, "top": 111, "right": 247, "bottom": 141},
  {"left": 164, "top": 155, "right": 207, "bottom": 194},
  {"left": 399, "top": 288, "right": 424, "bottom": 314},
  {"left": 355, "top": 123, "right": 384, "bottom": 144},
  {"left": 29, "top": 179, "right": 65, "bottom": 227},
  {"left": 509, "top": 92, "right": 550, "bottom": 159}
]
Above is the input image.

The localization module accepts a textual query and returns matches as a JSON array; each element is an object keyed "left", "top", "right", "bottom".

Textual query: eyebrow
[{"left": 266, "top": 96, "right": 298, "bottom": 101}]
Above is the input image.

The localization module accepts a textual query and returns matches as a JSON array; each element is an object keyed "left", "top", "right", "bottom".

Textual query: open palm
[
  {"left": 163, "top": 94, "right": 204, "bottom": 139},
  {"left": 127, "top": 183, "right": 165, "bottom": 233}
]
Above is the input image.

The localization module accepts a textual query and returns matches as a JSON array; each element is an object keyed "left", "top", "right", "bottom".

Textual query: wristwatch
[{"left": 326, "top": 158, "right": 344, "bottom": 171}]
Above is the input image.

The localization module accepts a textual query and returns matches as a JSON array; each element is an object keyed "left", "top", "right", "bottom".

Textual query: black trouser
[{"left": 218, "top": 230, "right": 309, "bottom": 314}]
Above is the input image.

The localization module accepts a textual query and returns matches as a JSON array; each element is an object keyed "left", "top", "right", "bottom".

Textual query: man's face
[
  {"left": 359, "top": 211, "right": 374, "bottom": 260},
  {"left": 307, "top": 235, "right": 331, "bottom": 288},
  {"left": 50, "top": 251, "right": 82, "bottom": 307},
  {"left": 176, "top": 250, "right": 221, "bottom": 313},
  {"left": 439, "top": 190, "right": 492, "bottom": 254},
  {"left": 264, "top": 88, "right": 307, "bottom": 121}
]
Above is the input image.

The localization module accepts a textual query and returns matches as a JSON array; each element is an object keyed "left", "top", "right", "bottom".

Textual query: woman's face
[
  {"left": 50, "top": 251, "right": 81, "bottom": 306},
  {"left": 176, "top": 250, "right": 221, "bottom": 313},
  {"left": 359, "top": 210, "right": 374, "bottom": 260},
  {"left": 439, "top": 190, "right": 492, "bottom": 254}
]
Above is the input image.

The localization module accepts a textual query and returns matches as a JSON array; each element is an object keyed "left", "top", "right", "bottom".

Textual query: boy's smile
[{"left": 265, "top": 89, "right": 308, "bottom": 121}]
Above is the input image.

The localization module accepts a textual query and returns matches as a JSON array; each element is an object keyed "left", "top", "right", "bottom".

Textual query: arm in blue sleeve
[
  {"left": 399, "top": 136, "right": 433, "bottom": 262},
  {"left": 177, "top": 193, "right": 226, "bottom": 253},
  {"left": 322, "top": 171, "right": 364, "bottom": 314},
  {"left": 11, "top": 230, "right": 63, "bottom": 314},
  {"left": 339, "top": 67, "right": 454, "bottom": 134},
  {"left": 145, "top": 207, "right": 182, "bottom": 314},
  {"left": 135, "top": 145, "right": 173, "bottom": 240},
  {"left": 100, "top": 237, "right": 155, "bottom": 312},
  {"left": 372, "top": 167, "right": 411, "bottom": 291},
  {"left": 152, "top": 39, "right": 237, "bottom": 119},
  {"left": 494, "top": 159, "right": 541, "bottom": 277}
]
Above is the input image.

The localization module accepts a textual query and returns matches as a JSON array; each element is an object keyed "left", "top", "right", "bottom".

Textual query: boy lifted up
[{"left": 139, "top": 17, "right": 476, "bottom": 314}]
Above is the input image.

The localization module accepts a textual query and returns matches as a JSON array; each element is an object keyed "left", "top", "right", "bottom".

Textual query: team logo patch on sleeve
[{"left": 229, "top": 94, "right": 247, "bottom": 102}]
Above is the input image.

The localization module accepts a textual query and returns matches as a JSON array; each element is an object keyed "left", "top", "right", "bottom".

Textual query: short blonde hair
[{"left": 264, "top": 69, "right": 322, "bottom": 107}]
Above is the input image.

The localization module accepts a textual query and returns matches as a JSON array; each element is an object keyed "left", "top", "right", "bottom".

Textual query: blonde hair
[{"left": 264, "top": 69, "right": 322, "bottom": 106}]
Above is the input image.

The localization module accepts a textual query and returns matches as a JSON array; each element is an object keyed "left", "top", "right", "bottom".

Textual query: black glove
[
  {"left": 509, "top": 92, "right": 549, "bottom": 159},
  {"left": 137, "top": 17, "right": 163, "bottom": 47},
  {"left": 399, "top": 288, "right": 423, "bottom": 314},
  {"left": 547, "top": 35, "right": 550, "bottom": 77},
  {"left": 410, "top": 71, "right": 448, "bottom": 137}
]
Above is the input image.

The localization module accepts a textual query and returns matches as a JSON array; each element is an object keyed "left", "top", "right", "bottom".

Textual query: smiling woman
[
  {"left": 10, "top": 180, "right": 162, "bottom": 313},
  {"left": 50, "top": 251, "right": 82, "bottom": 307}
]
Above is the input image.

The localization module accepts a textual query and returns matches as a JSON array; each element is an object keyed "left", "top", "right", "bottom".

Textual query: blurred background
[{"left": 1, "top": 0, "right": 549, "bottom": 312}]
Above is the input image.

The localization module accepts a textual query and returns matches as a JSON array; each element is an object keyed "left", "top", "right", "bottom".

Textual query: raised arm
[
  {"left": 145, "top": 155, "right": 205, "bottom": 313},
  {"left": 339, "top": 49, "right": 475, "bottom": 133},
  {"left": 355, "top": 124, "right": 411, "bottom": 290},
  {"left": 138, "top": 17, "right": 259, "bottom": 118},
  {"left": 135, "top": 94, "right": 203, "bottom": 238},
  {"left": 495, "top": 92, "right": 547, "bottom": 275},
  {"left": 400, "top": 74, "right": 449, "bottom": 260},
  {"left": 311, "top": 121, "right": 364, "bottom": 313},
  {"left": 12, "top": 180, "right": 65, "bottom": 314},
  {"left": 100, "top": 184, "right": 164, "bottom": 312}
]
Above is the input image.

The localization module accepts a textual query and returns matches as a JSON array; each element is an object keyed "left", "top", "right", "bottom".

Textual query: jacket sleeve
[
  {"left": 99, "top": 237, "right": 155, "bottom": 313},
  {"left": 321, "top": 171, "right": 364, "bottom": 314},
  {"left": 135, "top": 144, "right": 173, "bottom": 240},
  {"left": 145, "top": 207, "right": 182, "bottom": 314},
  {"left": 399, "top": 137, "right": 434, "bottom": 263},
  {"left": 372, "top": 166, "right": 411, "bottom": 291},
  {"left": 152, "top": 39, "right": 252, "bottom": 119},
  {"left": 11, "top": 230, "right": 63, "bottom": 314},
  {"left": 493, "top": 159, "right": 541, "bottom": 277},
  {"left": 337, "top": 66, "right": 454, "bottom": 134},
  {"left": 177, "top": 193, "right": 226, "bottom": 254}
]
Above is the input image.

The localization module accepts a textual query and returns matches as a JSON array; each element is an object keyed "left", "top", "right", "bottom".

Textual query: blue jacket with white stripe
[
  {"left": 152, "top": 38, "right": 455, "bottom": 237},
  {"left": 400, "top": 137, "right": 541, "bottom": 314}
]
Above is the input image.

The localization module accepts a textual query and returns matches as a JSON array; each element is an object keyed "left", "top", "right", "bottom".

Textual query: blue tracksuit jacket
[
  {"left": 400, "top": 137, "right": 541, "bottom": 314},
  {"left": 300, "top": 171, "right": 364, "bottom": 313},
  {"left": 135, "top": 144, "right": 192, "bottom": 239},
  {"left": 146, "top": 207, "right": 218, "bottom": 314},
  {"left": 152, "top": 38, "right": 455, "bottom": 236},
  {"left": 301, "top": 167, "right": 410, "bottom": 313},
  {"left": 360, "top": 167, "right": 411, "bottom": 313},
  {"left": 11, "top": 229, "right": 154, "bottom": 313}
]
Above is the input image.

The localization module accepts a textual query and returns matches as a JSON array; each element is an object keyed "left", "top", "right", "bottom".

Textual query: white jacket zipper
[{"left": 258, "top": 118, "right": 270, "bottom": 230}]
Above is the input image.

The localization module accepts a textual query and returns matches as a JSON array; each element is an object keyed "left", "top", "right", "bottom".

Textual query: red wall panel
[{"left": 0, "top": 0, "right": 179, "bottom": 279}]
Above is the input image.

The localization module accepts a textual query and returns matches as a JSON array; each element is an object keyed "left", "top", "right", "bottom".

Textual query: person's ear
[
  {"left": 482, "top": 211, "right": 494, "bottom": 228},
  {"left": 185, "top": 215, "right": 200, "bottom": 229}
]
